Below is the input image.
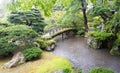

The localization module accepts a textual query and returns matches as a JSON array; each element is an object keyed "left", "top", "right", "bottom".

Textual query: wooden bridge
[{"left": 42, "top": 26, "right": 77, "bottom": 40}]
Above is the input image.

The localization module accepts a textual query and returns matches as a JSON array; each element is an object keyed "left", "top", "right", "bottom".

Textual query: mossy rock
[
  {"left": 87, "top": 37, "right": 102, "bottom": 49},
  {"left": 35, "top": 38, "right": 56, "bottom": 51},
  {"left": 87, "top": 31, "right": 114, "bottom": 49},
  {"left": 110, "top": 47, "right": 120, "bottom": 55},
  {"left": 87, "top": 31, "right": 114, "bottom": 41}
]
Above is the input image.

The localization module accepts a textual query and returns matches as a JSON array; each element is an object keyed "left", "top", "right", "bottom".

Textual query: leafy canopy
[{"left": 7, "top": 0, "right": 72, "bottom": 16}]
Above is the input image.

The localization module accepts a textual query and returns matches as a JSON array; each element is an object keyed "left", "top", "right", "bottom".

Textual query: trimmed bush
[
  {"left": 87, "top": 31, "right": 114, "bottom": 41},
  {"left": 22, "top": 47, "right": 42, "bottom": 61},
  {"left": 88, "top": 67, "right": 114, "bottom": 73},
  {"left": 0, "top": 25, "right": 39, "bottom": 55}
]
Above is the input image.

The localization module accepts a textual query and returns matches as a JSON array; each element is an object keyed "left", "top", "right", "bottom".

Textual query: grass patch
[
  {"left": 88, "top": 67, "right": 114, "bottom": 73},
  {"left": 37, "top": 56, "right": 74, "bottom": 73},
  {"left": 0, "top": 52, "right": 74, "bottom": 73}
]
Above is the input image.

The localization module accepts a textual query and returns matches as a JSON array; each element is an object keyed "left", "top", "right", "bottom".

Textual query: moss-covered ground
[{"left": 0, "top": 52, "right": 74, "bottom": 73}]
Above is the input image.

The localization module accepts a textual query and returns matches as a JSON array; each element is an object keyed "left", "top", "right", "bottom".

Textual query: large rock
[
  {"left": 87, "top": 37, "right": 102, "bottom": 49},
  {"left": 4, "top": 51, "right": 26, "bottom": 69},
  {"left": 45, "top": 43, "right": 56, "bottom": 51},
  {"left": 110, "top": 46, "right": 120, "bottom": 55}
]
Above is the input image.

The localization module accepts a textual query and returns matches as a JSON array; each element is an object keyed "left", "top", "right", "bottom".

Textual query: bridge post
[{"left": 62, "top": 33, "right": 64, "bottom": 41}]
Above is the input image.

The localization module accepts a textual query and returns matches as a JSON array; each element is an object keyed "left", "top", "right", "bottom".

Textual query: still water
[{"left": 53, "top": 37, "right": 120, "bottom": 73}]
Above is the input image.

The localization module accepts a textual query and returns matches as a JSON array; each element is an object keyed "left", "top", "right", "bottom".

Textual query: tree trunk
[
  {"left": 81, "top": 0, "right": 88, "bottom": 32},
  {"left": 26, "top": 20, "right": 29, "bottom": 25},
  {"left": 4, "top": 52, "right": 26, "bottom": 69}
]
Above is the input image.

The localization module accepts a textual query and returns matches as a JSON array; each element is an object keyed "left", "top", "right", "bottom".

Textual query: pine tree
[
  {"left": 8, "top": 8, "right": 46, "bottom": 34},
  {"left": 0, "top": 24, "right": 39, "bottom": 55}
]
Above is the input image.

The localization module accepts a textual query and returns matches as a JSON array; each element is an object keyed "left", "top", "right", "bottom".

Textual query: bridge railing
[{"left": 43, "top": 25, "right": 74, "bottom": 36}]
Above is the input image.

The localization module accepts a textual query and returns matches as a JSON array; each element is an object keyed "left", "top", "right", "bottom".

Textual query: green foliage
[
  {"left": 88, "top": 5, "right": 110, "bottom": 19},
  {"left": 110, "top": 47, "right": 120, "bottom": 55},
  {"left": 7, "top": 0, "right": 89, "bottom": 31},
  {"left": 36, "top": 38, "right": 48, "bottom": 49},
  {"left": 110, "top": 33, "right": 120, "bottom": 55},
  {"left": 7, "top": 0, "right": 72, "bottom": 16},
  {"left": 75, "top": 68, "right": 82, "bottom": 73},
  {"left": 88, "top": 16, "right": 103, "bottom": 27},
  {"left": 88, "top": 67, "right": 114, "bottom": 73},
  {"left": 63, "top": 68, "right": 71, "bottom": 73},
  {"left": 114, "top": 0, "right": 120, "bottom": 10},
  {"left": 36, "top": 38, "right": 56, "bottom": 49},
  {"left": 90, "top": 0, "right": 109, "bottom": 6},
  {"left": 106, "top": 10, "right": 120, "bottom": 32},
  {"left": 114, "top": 34, "right": 120, "bottom": 46},
  {"left": 87, "top": 31, "right": 114, "bottom": 41},
  {"left": 8, "top": 8, "right": 46, "bottom": 33},
  {"left": 22, "top": 47, "right": 42, "bottom": 61},
  {"left": 47, "top": 40, "right": 56, "bottom": 45},
  {"left": 60, "top": 11, "right": 84, "bottom": 28},
  {"left": 77, "top": 29, "right": 85, "bottom": 36},
  {"left": 88, "top": 0, "right": 114, "bottom": 25},
  {"left": 90, "top": 0, "right": 96, "bottom": 5},
  {"left": 44, "top": 11, "right": 65, "bottom": 30},
  {"left": 0, "top": 25, "right": 39, "bottom": 55},
  {"left": 59, "top": 0, "right": 86, "bottom": 28}
]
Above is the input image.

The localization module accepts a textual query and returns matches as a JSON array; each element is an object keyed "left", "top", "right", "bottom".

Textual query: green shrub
[
  {"left": 114, "top": 38, "right": 120, "bottom": 47},
  {"left": 63, "top": 68, "right": 71, "bottom": 73},
  {"left": 88, "top": 67, "right": 114, "bottom": 73},
  {"left": 36, "top": 39, "right": 48, "bottom": 48},
  {"left": 0, "top": 25, "right": 39, "bottom": 55},
  {"left": 87, "top": 31, "right": 114, "bottom": 41},
  {"left": 110, "top": 33, "right": 120, "bottom": 55},
  {"left": 36, "top": 38, "right": 56, "bottom": 49},
  {"left": 77, "top": 30, "right": 85, "bottom": 36},
  {"left": 113, "top": 34, "right": 120, "bottom": 47},
  {"left": 22, "top": 47, "right": 42, "bottom": 61},
  {"left": 110, "top": 34, "right": 120, "bottom": 55},
  {"left": 75, "top": 68, "right": 82, "bottom": 73},
  {"left": 88, "top": 16, "right": 103, "bottom": 27}
]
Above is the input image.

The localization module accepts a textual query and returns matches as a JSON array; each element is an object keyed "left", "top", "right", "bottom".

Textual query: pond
[{"left": 52, "top": 36, "right": 120, "bottom": 73}]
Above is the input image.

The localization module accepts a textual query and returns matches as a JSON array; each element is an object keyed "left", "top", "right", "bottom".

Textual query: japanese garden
[{"left": 0, "top": 0, "right": 120, "bottom": 73}]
